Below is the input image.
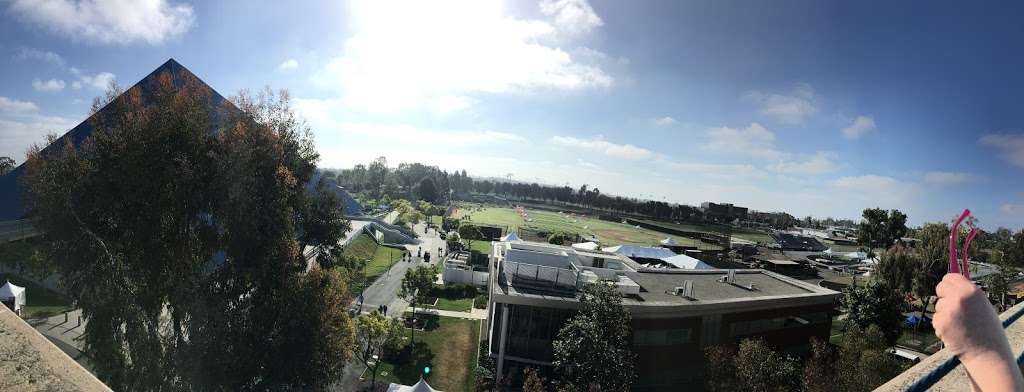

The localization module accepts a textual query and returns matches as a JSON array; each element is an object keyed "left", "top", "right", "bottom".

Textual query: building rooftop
[{"left": 492, "top": 240, "right": 839, "bottom": 314}]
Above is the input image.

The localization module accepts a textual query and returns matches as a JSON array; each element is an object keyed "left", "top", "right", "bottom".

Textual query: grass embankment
[
  {"left": 454, "top": 206, "right": 713, "bottom": 247},
  {"left": 376, "top": 315, "right": 480, "bottom": 391},
  {"left": 0, "top": 273, "right": 72, "bottom": 319},
  {"left": 342, "top": 234, "right": 404, "bottom": 283}
]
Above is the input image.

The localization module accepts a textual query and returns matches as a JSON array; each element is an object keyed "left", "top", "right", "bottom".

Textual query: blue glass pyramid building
[{"left": 0, "top": 59, "right": 361, "bottom": 222}]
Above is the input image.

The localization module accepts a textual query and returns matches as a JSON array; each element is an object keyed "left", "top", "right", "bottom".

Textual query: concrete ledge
[
  {"left": 0, "top": 306, "right": 110, "bottom": 391},
  {"left": 875, "top": 301, "right": 1024, "bottom": 392}
]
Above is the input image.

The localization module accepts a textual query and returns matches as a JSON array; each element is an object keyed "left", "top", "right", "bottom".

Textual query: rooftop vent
[
  {"left": 719, "top": 269, "right": 736, "bottom": 283},
  {"left": 672, "top": 280, "right": 695, "bottom": 300}
]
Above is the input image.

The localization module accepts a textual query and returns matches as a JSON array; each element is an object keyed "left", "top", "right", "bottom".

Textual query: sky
[{"left": 1, "top": 0, "right": 1023, "bottom": 229}]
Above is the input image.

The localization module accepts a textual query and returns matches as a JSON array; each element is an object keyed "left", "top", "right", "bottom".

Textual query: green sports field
[{"left": 453, "top": 205, "right": 711, "bottom": 247}]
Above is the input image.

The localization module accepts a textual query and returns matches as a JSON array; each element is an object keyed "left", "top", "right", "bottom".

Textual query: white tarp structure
[
  {"left": 571, "top": 241, "right": 599, "bottom": 251},
  {"left": 500, "top": 232, "right": 520, "bottom": 242},
  {"left": 0, "top": 281, "right": 26, "bottom": 313},
  {"left": 387, "top": 378, "right": 442, "bottom": 392},
  {"left": 661, "top": 254, "right": 712, "bottom": 270},
  {"left": 602, "top": 245, "right": 677, "bottom": 259},
  {"left": 844, "top": 251, "right": 868, "bottom": 260},
  {"left": 659, "top": 237, "right": 678, "bottom": 246}
]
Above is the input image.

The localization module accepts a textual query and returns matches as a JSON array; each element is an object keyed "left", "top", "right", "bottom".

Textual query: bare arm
[{"left": 934, "top": 273, "right": 1024, "bottom": 392}]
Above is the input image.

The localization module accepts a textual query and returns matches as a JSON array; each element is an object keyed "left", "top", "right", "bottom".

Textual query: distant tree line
[{"left": 331, "top": 158, "right": 812, "bottom": 228}]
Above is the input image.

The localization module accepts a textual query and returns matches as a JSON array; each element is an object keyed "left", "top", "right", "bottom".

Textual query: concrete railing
[
  {"left": 875, "top": 301, "right": 1024, "bottom": 391},
  {"left": 0, "top": 306, "right": 110, "bottom": 391}
]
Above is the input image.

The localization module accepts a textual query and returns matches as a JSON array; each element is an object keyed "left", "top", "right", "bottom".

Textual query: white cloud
[
  {"left": 14, "top": 47, "right": 65, "bottom": 65},
  {"left": 0, "top": 97, "right": 40, "bottom": 113},
  {"left": 551, "top": 135, "right": 656, "bottom": 160},
  {"left": 539, "top": 0, "right": 603, "bottom": 36},
  {"left": 32, "top": 78, "right": 66, "bottom": 92},
  {"left": 314, "top": 0, "right": 614, "bottom": 113},
  {"left": 831, "top": 175, "right": 919, "bottom": 208},
  {"left": 702, "top": 122, "right": 786, "bottom": 160},
  {"left": 841, "top": 115, "right": 876, "bottom": 139},
  {"left": 743, "top": 83, "right": 817, "bottom": 125},
  {"left": 1002, "top": 203, "right": 1024, "bottom": 215},
  {"left": 0, "top": 96, "right": 76, "bottom": 159},
  {"left": 278, "top": 59, "right": 299, "bottom": 70},
  {"left": 652, "top": 116, "right": 677, "bottom": 127},
  {"left": 980, "top": 133, "right": 1024, "bottom": 168},
  {"left": 339, "top": 122, "right": 525, "bottom": 145},
  {"left": 73, "top": 72, "right": 116, "bottom": 90},
  {"left": 9, "top": 0, "right": 194, "bottom": 45},
  {"left": 769, "top": 151, "right": 837, "bottom": 175},
  {"left": 924, "top": 171, "right": 979, "bottom": 186}
]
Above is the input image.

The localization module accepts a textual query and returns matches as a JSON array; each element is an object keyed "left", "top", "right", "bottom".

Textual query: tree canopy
[
  {"left": 355, "top": 311, "right": 404, "bottom": 388},
  {"left": 552, "top": 283, "right": 636, "bottom": 391},
  {"left": 842, "top": 280, "right": 906, "bottom": 345},
  {"left": 416, "top": 177, "right": 439, "bottom": 203},
  {"left": 858, "top": 208, "right": 908, "bottom": 250},
  {"left": 23, "top": 79, "right": 353, "bottom": 391},
  {"left": 0, "top": 156, "right": 14, "bottom": 175}
]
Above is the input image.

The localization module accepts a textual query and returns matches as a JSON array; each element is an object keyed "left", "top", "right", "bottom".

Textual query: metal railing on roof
[{"left": 502, "top": 260, "right": 578, "bottom": 291}]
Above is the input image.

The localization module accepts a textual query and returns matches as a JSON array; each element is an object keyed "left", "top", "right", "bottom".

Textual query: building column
[{"left": 496, "top": 303, "right": 510, "bottom": 382}]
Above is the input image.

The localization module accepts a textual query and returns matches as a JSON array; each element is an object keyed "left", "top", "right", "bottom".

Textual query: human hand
[{"left": 935, "top": 273, "right": 1023, "bottom": 391}]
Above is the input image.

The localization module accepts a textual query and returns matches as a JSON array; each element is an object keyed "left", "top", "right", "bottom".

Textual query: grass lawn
[
  {"left": 0, "top": 273, "right": 73, "bottom": 319},
  {"left": 454, "top": 206, "right": 716, "bottom": 247},
  {"left": 465, "top": 239, "right": 492, "bottom": 256},
  {"left": 376, "top": 315, "right": 480, "bottom": 391},
  {"left": 343, "top": 233, "right": 379, "bottom": 261},
  {"left": 424, "top": 285, "right": 478, "bottom": 312}
]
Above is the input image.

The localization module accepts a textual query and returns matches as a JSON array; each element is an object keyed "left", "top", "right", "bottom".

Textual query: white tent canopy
[
  {"left": 603, "top": 245, "right": 676, "bottom": 259},
  {"left": 571, "top": 241, "right": 599, "bottom": 251},
  {"left": 661, "top": 254, "right": 713, "bottom": 270},
  {"left": 387, "top": 378, "right": 442, "bottom": 392},
  {"left": 500, "top": 232, "right": 520, "bottom": 242},
  {"left": 659, "top": 237, "right": 678, "bottom": 246},
  {"left": 0, "top": 281, "right": 26, "bottom": 313}
]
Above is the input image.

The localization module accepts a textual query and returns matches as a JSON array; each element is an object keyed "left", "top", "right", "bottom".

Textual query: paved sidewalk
[
  {"left": 26, "top": 309, "right": 92, "bottom": 371},
  {"left": 405, "top": 307, "right": 487, "bottom": 320}
]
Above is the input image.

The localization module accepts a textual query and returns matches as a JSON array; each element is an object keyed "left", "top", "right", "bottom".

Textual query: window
[
  {"left": 634, "top": 328, "right": 691, "bottom": 346},
  {"left": 729, "top": 312, "right": 830, "bottom": 337}
]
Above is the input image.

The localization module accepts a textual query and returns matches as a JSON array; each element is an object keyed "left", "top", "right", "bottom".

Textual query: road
[{"left": 338, "top": 219, "right": 448, "bottom": 390}]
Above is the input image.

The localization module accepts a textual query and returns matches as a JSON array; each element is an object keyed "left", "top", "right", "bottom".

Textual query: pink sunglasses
[{"left": 948, "top": 209, "right": 978, "bottom": 279}]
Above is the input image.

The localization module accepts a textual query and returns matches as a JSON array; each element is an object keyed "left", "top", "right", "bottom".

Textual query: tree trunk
[
  {"left": 370, "top": 363, "right": 378, "bottom": 389},
  {"left": 917, "top": 296, "right": 932, "bottom": 331}
]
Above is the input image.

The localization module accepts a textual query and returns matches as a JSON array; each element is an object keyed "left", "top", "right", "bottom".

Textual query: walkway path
[
  {"left": 26, "top": 309, "right": 92, "bottom": 371},
  {"left": 407, "top": 307, "right": 487, "bottom": 320}
]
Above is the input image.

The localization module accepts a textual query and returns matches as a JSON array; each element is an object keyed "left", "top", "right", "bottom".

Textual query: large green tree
[
  {"left": 416, "top": 177, "right": 439, "bottom": 203},
  {"left": 837, "top": 325, "right": 907, "bottom": 392},
  {"left": 399, "top": 264, "right": 436, "bottom": 347},
  {"left": 23, "top": 78, "right": 353, "bottom": 390},
  {"left": 704, "top": 338, "right": 800, "bottom": 392},
  {"left": 301, "top": 179, "right": 351, "bottom": 269},
  {"left": 842, "top": 280, "right": 905, "bottom": 345},
  {"left": 355, "top": 311, "right": 404, "bottom": 388},
  {"left": 552, "top": 283, "right": 636, "bottom": 391},
  {"left": 858, "top": 208, "right": 908, "bottom": 250}
]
